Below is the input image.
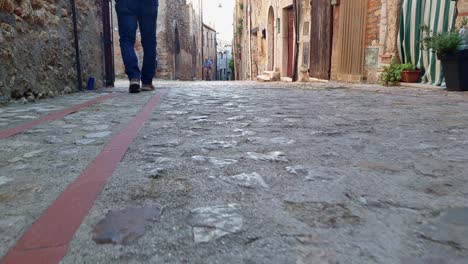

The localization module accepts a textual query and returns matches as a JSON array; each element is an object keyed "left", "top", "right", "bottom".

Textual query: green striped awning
[{"left": 398, "top": 0, "right": 458, "bottom": 86}]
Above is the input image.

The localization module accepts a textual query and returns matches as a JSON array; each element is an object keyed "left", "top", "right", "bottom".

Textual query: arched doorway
[
  {"left": 174, "top": 26, "right": 182, "bottom": 79},
  {"left": 267, "top": 6, "right": 275, "bottom": 71}
]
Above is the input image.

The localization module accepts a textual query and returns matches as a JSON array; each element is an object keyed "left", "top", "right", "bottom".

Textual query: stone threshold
[{"left": 398, "top": 82, "right": 442, "bottom": 90}]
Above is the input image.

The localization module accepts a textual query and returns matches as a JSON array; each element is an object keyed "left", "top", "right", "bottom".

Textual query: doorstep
[
  {"left": 309, "top": 77, "right": 329, "bottom": 83},
  {"left": 399, "top": 82, "right": 442, "bottom": 90}
]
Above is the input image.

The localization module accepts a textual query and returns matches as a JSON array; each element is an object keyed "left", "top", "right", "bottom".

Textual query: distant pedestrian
[
  {"left": 203, "top": 57, "right": 213, "bottom": 81},
  {"left": 115, "top": 0, "right": 159, "bottom": 93}
]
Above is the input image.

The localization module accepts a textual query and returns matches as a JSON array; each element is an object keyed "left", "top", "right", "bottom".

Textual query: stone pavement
[{"left": 1, "top": 80, "right": 468, "bottom": 263}]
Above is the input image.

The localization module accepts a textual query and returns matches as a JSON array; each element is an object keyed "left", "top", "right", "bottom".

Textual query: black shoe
[
  {"left": 129, "top": 79, "right": 141, "bottom": 93},
  {"left": 141, "top": 83, "right": 155, "bottom": 92}
]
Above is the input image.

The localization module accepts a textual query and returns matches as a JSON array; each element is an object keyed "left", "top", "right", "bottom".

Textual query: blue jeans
[{"left": 115, "top": 0, "right": 158, "bottom": 85}]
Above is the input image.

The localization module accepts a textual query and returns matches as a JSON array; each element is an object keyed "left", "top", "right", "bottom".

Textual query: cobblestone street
[{"left": 1, "top": 81, "right": 468, "bottom": 263}]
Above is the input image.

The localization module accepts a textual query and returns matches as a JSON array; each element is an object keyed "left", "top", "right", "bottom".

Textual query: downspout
[
  {"left": 102, "top": 0, "right": 115, "bottom": 87},
  {"left": 215, "top": 33, "right": 218, "bottom": 80},
  {"left": 248, "top": 0, "right": 253, "bottom": 80},
  {"left": 70, "top": 0, "right": 83, "bottom": 90},
  {"left": 293, "top": 0, "right": 301, "bottom": 81},
  {"left": 201, "top": 0, "right": 204, "bottom": 79}
]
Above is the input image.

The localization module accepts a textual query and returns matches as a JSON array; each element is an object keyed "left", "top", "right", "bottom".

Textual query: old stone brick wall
[
  {"left": 0, "top": 0, "right": 104, "bottom": 103},
  {"left": 459, "top": 0, "right": 468, "bottom": 16},
  {"left": 297, "top": 0, "right": 311, "bottom": 81},
  {"left": 457, "top": 0, "right": 468, "bottom": 27},
  {"left": 233, "top": 0, "right": 249, "bottom": 80},
  {"left": 366, "top": 0, "right": 381, "bottom": 47},
  {"left": 364, "top": 0, "right": 382, "bottom": 83},
  {"left": 203, "top": 25, "right": 217, "bottom": 80},
  {"left": 235, "top": 0, "right": 301, "bottom": 80}
]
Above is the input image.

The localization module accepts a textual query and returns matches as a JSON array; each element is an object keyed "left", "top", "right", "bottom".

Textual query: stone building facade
[
  {"left": 0, "top": 0, "right": 104, "bottom": 103},
  {"left": 235, "top": 0, "right": 466, "bottom": 84},
  {"left": 233, "top": 0, "right": 316, "bottom": 81},
  {"left": 359, "top": 0, "right": 464, "bottom": 84},
  {"left": 113, "top": 0, "right": 203, "bottom": 81},
  {"left": 202, "top": 23, "right": 217, "bottom": 80},
  {"left": 217, "top": 41, "right": 233, "bottom": 80}
]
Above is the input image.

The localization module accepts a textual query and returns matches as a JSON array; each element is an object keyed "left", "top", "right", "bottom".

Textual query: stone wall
[
  {"left": 235, "top": 0, "right": 310, "bottom": 80},
  {"left": 364, "top": 0, "right": 383, "bottom": 83},
  {"left": 203, "top": 24, "right": 217, "bottom": 80},
  {"left": 235, "top": 0, "right": 403, "bottom": 83},
  {"left": 459, "top": 0, "right": 468, "bottom": 16},
  {"left": 0, "top": 0, "right": 104, "bottom": 103}
]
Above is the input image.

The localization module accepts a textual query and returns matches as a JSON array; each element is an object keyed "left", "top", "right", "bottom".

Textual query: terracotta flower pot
[{"left": 401, "top": 70, "right": 421, "bottom": 83}]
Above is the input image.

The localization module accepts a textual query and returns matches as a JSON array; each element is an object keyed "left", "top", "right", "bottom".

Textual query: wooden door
[
  {"left": 336, "top": 0, "right": 367, "bottom": 82},
  {"left": 287, "top": 8, "right": 294, "bottom": 78},
  {"left": 309, "top": 0, "right": 333, "bottom": 80}
]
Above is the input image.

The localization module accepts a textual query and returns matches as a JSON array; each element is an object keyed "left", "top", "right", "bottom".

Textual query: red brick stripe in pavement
[
  {"left": 1, "top": 93, "right": 164, "bottom": 264},
  {"left": 0, "top": 94, "right": 114, "bottom": 140}
]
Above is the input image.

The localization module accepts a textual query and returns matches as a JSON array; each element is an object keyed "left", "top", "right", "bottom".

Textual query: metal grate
[{"left": 302, "top": 42, "right": 310, "bottom": 67}]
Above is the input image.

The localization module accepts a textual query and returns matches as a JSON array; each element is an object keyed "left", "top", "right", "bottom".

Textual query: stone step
[
  {"left": 263, "top": 71, "right": 280, "bottom": 81},
  {"left": 281, "top": 77, "right": 293, "bottom": 82},
  {"left": 309, "top": 77, "right": 329, "bottom": 83},
  {"left": 257, "top": 74, "right": 271, "bottom": 82}
]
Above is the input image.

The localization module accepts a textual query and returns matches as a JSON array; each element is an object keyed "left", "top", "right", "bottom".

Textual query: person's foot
[
  {"left": 141, "top": 83, "right": 155, "bottom": 92},
  {"left": 129, "top": 79, "right": 141, "bottom": 93}
]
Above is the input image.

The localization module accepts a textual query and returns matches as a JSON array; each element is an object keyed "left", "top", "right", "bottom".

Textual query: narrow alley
[
  {"left": 1, "top": 0, "right": 468, "bottom": 263},
  {"left": 1, "top": 81, "right": 468, "bottom": 263}
]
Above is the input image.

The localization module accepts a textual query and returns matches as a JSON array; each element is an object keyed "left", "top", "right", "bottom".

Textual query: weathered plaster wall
[
  {"left": 0, "top": 0, "right": 104, "bottom": 103},
  {"left": 236, "top": 0, "right": 306, "bottom": 80},
  {"left": 330, "top": 3, "right": 340, "bottom": 81},
  {"left": 203, "top": 25, "right": 217, "bottom": 80},
  {"left": 459, "top": 0, "right": 468, "bottom": 16},
  {"left": 457, "top": 0, "right": 468, "bottom": 27}
]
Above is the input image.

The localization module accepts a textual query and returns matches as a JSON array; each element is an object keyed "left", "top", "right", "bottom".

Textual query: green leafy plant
[
  {"left": 229, "top": 59, "right": 235, "bottom": 72},
  {"left": 420, "top": 25, "right": 462, "bottom": 55},
  {"left": 237, "top": 25, "right": 243, "bottom": 36},
  {"left": 399, "top": 63, "right": 416, "bottom": 71},
  {"left": 237, "top": 19, "right": 244, "bottom": 36},
  {"left": 381, "top": 58, "right": 403, "bottom": 86},
  {"left": 239, "top": 3, "right": 244, "bottom": 10}
]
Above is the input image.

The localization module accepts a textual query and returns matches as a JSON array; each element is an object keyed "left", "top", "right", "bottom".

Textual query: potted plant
[
  {"left": 420, "top": 20, "right": 468, "bottom": 91},
  {"left": 399, "top": 63, "right": 421, "bottom": 83},
  {"left": 381, "top": 59, "right": 421, "bottom": 86}
]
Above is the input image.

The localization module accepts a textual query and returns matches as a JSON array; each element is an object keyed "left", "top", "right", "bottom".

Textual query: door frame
[{"left": 267, "top": 6, "right": 275, "bottom": 71}]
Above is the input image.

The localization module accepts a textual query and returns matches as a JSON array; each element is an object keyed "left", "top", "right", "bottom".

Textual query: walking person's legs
[
  {"left": 115, "top": 0, "right": 141, "bottom": 93},
  {"left": 138, "top": 0, "right": 158, "bottom": 91}
]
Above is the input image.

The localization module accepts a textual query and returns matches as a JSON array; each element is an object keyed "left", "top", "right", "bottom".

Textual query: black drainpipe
[
  {"left": 70, "top": 0, "right": 83, "bottom": 90},
  {"left": 102, "top": 0, "right": 115, "bottom": 87},
  {"left": 293, "top": 0, "right": 300, "bottom": 82}
]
